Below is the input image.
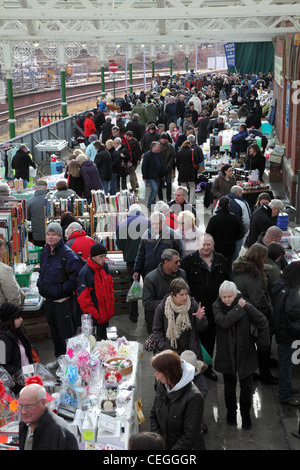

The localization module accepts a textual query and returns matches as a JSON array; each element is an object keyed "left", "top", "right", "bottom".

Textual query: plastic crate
[
  {"left": 16, "top": 267, "right": 34, "bottom": 287},
  {"left": 28, "top": 246, "right": 43, "bottom": 264}
]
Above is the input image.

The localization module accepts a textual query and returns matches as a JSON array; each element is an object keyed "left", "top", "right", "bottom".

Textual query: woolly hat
[
  {"left": 0, "top": 302, "right": 22, "bottom": 323},
  {"left": 46, "top": 222, "right": 62, "bottom": 237},
  {"left": 90, "top": 243, "right": 107, "bottom": 257},
  {"left": 180, "top": 350, "right": 207, "bottom": 376}
]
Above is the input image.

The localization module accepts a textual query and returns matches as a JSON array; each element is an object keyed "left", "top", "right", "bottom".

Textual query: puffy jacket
[
  {"left": 0, "top": 262, "right": 25, "bottom": 307},
  {"left": 37, "top": 239, "right": 82, "bottom": 301},
  {"left": 65, "top": 230, "right": 96, "bottom": 260},
  {"left": 80, "top": 160, "right": 103, "bottom": 198},
  {"left": 19, "top": 407, "right": 79, "bottom": 450},
  {"left": 150, "top": 360, "right": 204, "bottom": 450},
  {"left": 94, "top": 149, "right": 112, "bottom": 181},
  {"left": 213, "top": 296, "right": 270, "bottom": 380},
  {"left": 84, "top": 116, "right": 96, "bottom": 137},
  {"left": 134, "top": 225, "right": 183, "bottom": 277},
  {"left": 77, "top": 257, "right": 115, "bottom": 325}
]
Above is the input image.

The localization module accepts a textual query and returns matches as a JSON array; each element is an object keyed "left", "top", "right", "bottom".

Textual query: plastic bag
[
  {"left": 137, "top": 181, "right": 146, "bottom": 200},
  {"left": 126, "top": 280, "right": 143, "bottom": 302}
]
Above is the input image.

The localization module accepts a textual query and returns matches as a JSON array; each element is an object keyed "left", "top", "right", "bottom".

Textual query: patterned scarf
[{"left": 164, "top": 295, "right": 192, "bottom": 349}]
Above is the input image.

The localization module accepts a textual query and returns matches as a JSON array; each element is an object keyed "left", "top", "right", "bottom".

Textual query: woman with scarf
[
  {"left": 213, "top": 281, "right": 269, "bottom": 429},
  {"left": 152, "top": 278, "right": 208, "bottom": 365}
]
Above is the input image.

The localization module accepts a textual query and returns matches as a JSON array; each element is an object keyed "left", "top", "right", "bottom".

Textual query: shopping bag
[
  {"left": 137, "top": 181, "right": 146, "bottom": 200},
  {"left": 126, "top": 280, "right": 143, "bottom": 302},
  {"left": 200, "top": 343, "right": 213, "bottom": 366},
  {"left": 29, "top": 166, "right": 37, "bottom": 178}
]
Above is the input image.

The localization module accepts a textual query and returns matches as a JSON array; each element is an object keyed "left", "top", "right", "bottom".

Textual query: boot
[
  {"left": 225, "top": 398, "right": 237, "bottom": 425},
  {"left": 240, "top": 400, "right": 252, "bottom": 430}
]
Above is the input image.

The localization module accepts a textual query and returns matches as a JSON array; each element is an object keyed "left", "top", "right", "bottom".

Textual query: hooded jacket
[
  {"left": 150, "top": 360, "right": 204, "bottom": 450},
  {"left": 80, "top": 159, "right": 103, "bottom": 198},
  {"left": 77, "top": 257, "right": 115, "bottom": 325},
  {"left": 206, "top": 206, "right": 242, "bottom": 258},
  {"left": 65, "top": 229, "right": 96, "bottom": 260},
  {"left": 247, "top": 204, "right": 276, "bottom": 247}
]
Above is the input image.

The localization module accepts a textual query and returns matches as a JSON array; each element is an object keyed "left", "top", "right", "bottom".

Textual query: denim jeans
[
  {"left": 102, "top": 180, "right": 111, "bottom": 195},
  {"left": 147, "top": 179, "right": 159, "bottom": 208},
  {"left": 22, "top": 179, "right": 28, "bottom": 189},
  {"left": 110, "top": 174, "right": 117, "bottom": 195},
  {"left": 158, "top": 172, "right": 172, "bottom": 201},
  {"left": 278, "top": 342, "right": 294, "bottom": 402}
]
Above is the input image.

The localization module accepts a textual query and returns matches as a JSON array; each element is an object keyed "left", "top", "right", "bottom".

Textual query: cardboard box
[
  {"left": 269, "top": 171, "right": 282, "bottom": 182},
  {"left": 269, "top": 154, "right": 282, "bottom": 165}
]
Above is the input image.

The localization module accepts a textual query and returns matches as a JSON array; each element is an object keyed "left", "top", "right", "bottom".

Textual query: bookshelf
[
  {"left": 45, "top": 195, "right": 92, "bottom": 236},
  {"left": 0, "top": 199, "right": 28, "bottom": 265}
]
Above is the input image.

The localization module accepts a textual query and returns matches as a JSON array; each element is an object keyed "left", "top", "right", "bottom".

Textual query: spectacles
[{"left": 18, "top": 399, "right": 43, "bottom": 411}]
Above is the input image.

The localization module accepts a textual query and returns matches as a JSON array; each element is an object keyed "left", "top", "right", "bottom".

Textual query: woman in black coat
[
  {"left": 0, "top": 303, "right": 33, "bottom": 393},
  {"left": 176, "top": 140, "right": 199, "bottom": 204},
  {"left": 245, "top": 143, "right": 266, "bottom": 182},
  {"left": 271, "top": 261, "right": 300, "bottom": 406},
  {"left": 67, "top": 160, "right": 84, "bottom": 197},
  {"left": 150, "top": 349, "right": 205, "bottom": 450},
  {"left": 213, "top": 280, "right": 269, "bottom": 429},
  {"left": 94, "top": 142, "right": 112, "bottom": 195}
]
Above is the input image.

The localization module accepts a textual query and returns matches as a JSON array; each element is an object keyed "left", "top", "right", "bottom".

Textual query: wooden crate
[
  {"left": 22, "top": 305, "right": 51, "bottom": 341},
  {"left": 112, "top": 273, "right": 131, "bottom": 315}
]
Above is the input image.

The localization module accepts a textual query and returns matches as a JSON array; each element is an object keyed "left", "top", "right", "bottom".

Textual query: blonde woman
[
  {"left": 167, "top": 122, "right": 179, "bottom": 146},
  {"left": 175, "top": 210, "right": 204, "bottom": 256}
]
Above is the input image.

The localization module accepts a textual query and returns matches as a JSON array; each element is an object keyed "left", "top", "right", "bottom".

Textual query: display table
[{"left": 35, "top": 140, "right": 68, "bottom": 159}]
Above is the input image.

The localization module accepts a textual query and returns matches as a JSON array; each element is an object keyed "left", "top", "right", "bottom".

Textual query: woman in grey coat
[{"left": 213, "top": 281, "right": 270, "bottom": 429}]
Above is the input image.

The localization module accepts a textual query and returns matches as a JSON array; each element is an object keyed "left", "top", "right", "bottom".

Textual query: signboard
[
  {"left": 274, "top": 55, "right": 283, "bottom": 88},
  {"left": 41, "top": 117, "right": 51, "bottom": 126},
  {"left": 109, "top": 62, "right": 118, "bottom": 73},
  {"left": 224, "top": 43, "right": 236, "bottom": 68}
]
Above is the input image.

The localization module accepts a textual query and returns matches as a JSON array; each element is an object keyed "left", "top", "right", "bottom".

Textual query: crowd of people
[{"left": 1, "top": 69, "right": 300, "bottom": 451}]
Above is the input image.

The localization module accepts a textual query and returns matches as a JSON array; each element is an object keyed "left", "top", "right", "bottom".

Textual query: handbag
[
  {"left": 191, "top": 149, "right": 198, "bottom": 170},
  {"left": 144, "top": 334, "right": 156, "bottom": 352}
]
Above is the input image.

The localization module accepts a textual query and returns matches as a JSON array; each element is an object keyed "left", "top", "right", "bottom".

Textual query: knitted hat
[
  {"left": 46, "top": 222, "right": 62, "bottom": 237},
  {"left": 180, "top": 350, "right": 206, "bottom": 376},
  {"left": 0, "top": 302, "right": 22, "bottom": 323},
  {"left": 90, "top": 243, "right": 107, "bottom": 257}
]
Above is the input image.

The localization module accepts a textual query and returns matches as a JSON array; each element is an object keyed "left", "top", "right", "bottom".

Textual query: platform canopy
[{"left": 0, "top": 0, "right": 300, "bottom": 66}]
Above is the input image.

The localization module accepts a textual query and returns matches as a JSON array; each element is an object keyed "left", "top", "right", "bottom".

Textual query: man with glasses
[
  {"left": 142, "top": 249, "right": 187, "bottom": 335},
  {"left": 18, "top": 383, "right": 79, "bottom": 450}
]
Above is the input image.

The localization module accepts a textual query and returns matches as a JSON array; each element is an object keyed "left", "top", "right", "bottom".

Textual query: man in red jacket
[
  {"left": 77, "top": 243, "right": 115, "bottom": 340},
  {"left": 65, "top": 222, "right": 95, "bottom": 260}
]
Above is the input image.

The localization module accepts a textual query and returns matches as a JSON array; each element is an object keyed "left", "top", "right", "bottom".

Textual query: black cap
[{"left": 90, "top": 243, "right": 107, "bottom": 257}]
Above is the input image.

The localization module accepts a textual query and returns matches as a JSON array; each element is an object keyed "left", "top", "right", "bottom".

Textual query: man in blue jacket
[
  {"left": 37, "top": 222, "right": 82, "bottom": 367},
  {"left": 116, "top": 204, "right": 150, "bottom": 322},
  {"left": 142, "top": 141, "right": 163, "bottom": 210}
]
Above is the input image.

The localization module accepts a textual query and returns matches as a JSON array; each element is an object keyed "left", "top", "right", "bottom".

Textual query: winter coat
[
  {"left": 127, "top": 138, "right": 142, "bottom": 165},
  {"left": 108, "top": 147, "right": 120, "bottom": 174},
  {"left": 233, "top": 256, "right": 273, "bottom": 320},
  {"left": 94, "top": 148, "right": 112, "bottom": 181},
  {"left": 245, "top": 113, "right": 261, "bottom": 129},
  {"left": 80, "top": 160, "right": 103, "bottom": 198},
  {"left": 150, "top": 360, "right": 204, "bottom": 450},
  {"left": 245, "top": 151, "right": 266, "bottom": 181},
  {"left": 53, "top": 189, "right": 79, "bottom": 200},
  {"left": 153, "top": 294, "right": 208, "bottom": 358},
  {"left": 175, "top": 226, "right": 204, "bottom": 256},
  {"left": 142, "top": 149, "right": 163, "bottom": 181},
  {"left": 143, "top": 263, "right": 187, "bottom": 318},
  {"left": 264, "top": 258, "right": 281, "bottom": 294},
  {"left": 116, "top": 213, "right": 150, "bottom": 263},
  {"left": 0, "top": 194, "right": 16, "bottom": 206},
  {"left": 0, "top": 262, "right": 25, "bottom": 307},
  {"left": 134, "top": 225, "right": 183, "bottom": 277},
  {"left": 247, "top": 204, "right": 276, "bottom": 247},
  {"left": 271, "top": 278, "right": 300, "bottom": 344},
  {"left": 37, "top": 239, "right": 82, "bottom": 301},
  {"left": 126, "top": 120, "right": 143, "bottom": 142},
  {"left": 0, "top": 325, "right": 33, "bottom": 376},
  {"left": 101, "top": 122, "right": 114, "bottom": 144},
  {"left": 206, "top": 207, "right": 242, "bottom": 258},
  {"left": 225, "top": 194, "right": 251, "bottom": 238},
  {"left": 65, "top": 229, "right": 96, "bottom": 260},
  {"left": 130, "top": 104, "right": 149, "bottom": 126},
  {"left": 146, "top": 102, "right": 159, "bottom": 123},
  {"left": 195, "top": 116, "right": 210, "bottom": 139},
  {"left": 211, "top": 173, "right": 237, "bottom": 199},
  {"left": 27, "top": 189, "right": 48, "bottom": 242},
  {"left": 160, "top": 142, "right": 176, "bottom": 175},
  {"left": 141, "top": 131, "right": 160, "bottom": 154},
  {"left": 12, "top": 149, "right": 36, "bottom": 181},
  {"left": 176, "top": 147, "right": 198, "bottom": 183},
  {"left": 84, "top": 116, "right": 96, "bottom": 137},
  {"left": 67, "top": 174, "right": 84, "bottom": 198},
  {"left": 19, "top": 407, "right": 79, "bottom": 450},
  {"left": 180, "top": 251, "right": 229, "bottom": 323},
  {"left": 213, "top": 296, "right": 270, "bottom": 380},
  {"left": 77, "top": 257, "right": 115, "bottom": 325}
]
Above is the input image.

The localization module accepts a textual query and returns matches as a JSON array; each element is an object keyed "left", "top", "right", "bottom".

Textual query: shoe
[
  {"left": 46, "top": 360, "right": 58, "bottom": 369},
  {"left": 260, "top": 375, "right": 278, "bottom": 385},
  {"left": 226, "top": 414, "right": 237, "bottom": 426},
  {"left": 279, "top": 399, "right": 300, "bottom": 407},
  {"left": 242, "top": 422, "right": 252, "bottom": 430},
  {"left": 129, "top": 316, "right": 138, "bottom": 323},
  {"left": 203, "top": 368, "right": 218, "bottom": 381}
]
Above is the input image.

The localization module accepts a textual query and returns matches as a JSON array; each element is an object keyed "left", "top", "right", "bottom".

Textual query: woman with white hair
[
  {"left": 154, "top": 200, "right": 178, "bottom": 230},
  {"left": 175, "top": 210, "right": 204, "bottom": 256},
  {"left": 0, "top": 182, "right": 16, "bottom": 206},
  {"left": 212, "top": 280, "right": 270, "bottom": 429}
]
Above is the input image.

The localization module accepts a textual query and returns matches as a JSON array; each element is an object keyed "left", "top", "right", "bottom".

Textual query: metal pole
[
  {"left": 152, "top": 60, "right": 155, "bottom": 76},
  {"left": 60, "top": 69, "right": 67, "bottom": 118},
  {"left": 186, "top": 55, "right": 189, "bottom": 73},
  {"left": 170, "top": 58, "right": 173, "bottom": 82},
  {"left": 195, "top": 45, "right": 198, "bottom": 73},
  {"left": 125, "top": 55, "right": 128, "bottom": 93},
  {"left": 129, "top": 62, "right": 133, "bottom": 94},
  {"left": 143, "top": 49, "right": 146, "bottom": 92},
  {"left": 6, "top": 75, "right": 16, "bottom": 139},
  {"left": 297, "top": 170, "right": 300, "bottom": 224},
  {"left": 101, "top": 65, "right": 105, "bottom": 96},
  {"left": 113, "top": 77, "right": 116, "bottom": 99}
]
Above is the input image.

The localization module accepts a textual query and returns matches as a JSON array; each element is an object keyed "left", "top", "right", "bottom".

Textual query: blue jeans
[
  {"left": 102, "top": 180, "right": 111, "bottom": 195},
  {"left": 110, "top": 174, "right": 117, "bottom": 195},
  {"left": 22, "top": 179, "right": 28, "bottom": 189},
  {"left": 147, "top": 179, "right": 159, "bottom": 208},
  {"left": 233, "top": 238, "right": 243, "bottom": 262},
  {"left": 158, "top": 172, "right": 172, "bottom": 201},
  {"left": 278, "top": 342, "right": 294, "bottom": 402}
]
